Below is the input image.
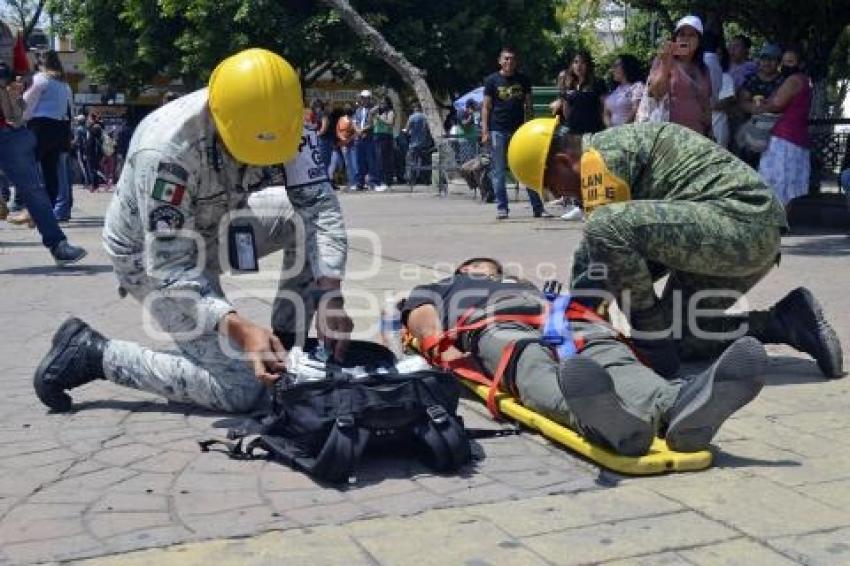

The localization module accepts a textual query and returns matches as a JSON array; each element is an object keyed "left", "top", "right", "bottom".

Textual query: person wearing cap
[
  {"left": 506, "top": 117, "right": 843, "bottom": 381},
  {"left": 736, "top": 43, "right": 784, "bottom": 165},
  {"left": 32, "top": 49, "right": 353, "bottom": 414},
  {"left": 646, "top": 15, "right": 712, "bottom": 136}
]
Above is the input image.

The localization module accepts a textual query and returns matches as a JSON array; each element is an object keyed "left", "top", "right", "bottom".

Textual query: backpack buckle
[
  {"left": 336, "top": 414, "right": 355, "bottom": 429},
  {"left": 426, "top": 405, "right": 449, "bottom": 425}
]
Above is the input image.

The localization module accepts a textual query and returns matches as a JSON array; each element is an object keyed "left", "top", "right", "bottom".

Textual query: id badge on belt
[{"left": 228, "top": 225, "right": 259, "bottom": 272}]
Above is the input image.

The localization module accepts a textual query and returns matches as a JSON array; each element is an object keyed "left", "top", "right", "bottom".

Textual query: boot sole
[
  {"left": 33, "top": 319, "right": 88, "bottom": 412},
  {"left": 792, "top": 288, "right": 844, "bottom": 379},
  {"left": 559, "top": 356, "right": 654, "bottom": 457},
  {"left": 667, "top": 337, "right": 766, "bottom": 452}
]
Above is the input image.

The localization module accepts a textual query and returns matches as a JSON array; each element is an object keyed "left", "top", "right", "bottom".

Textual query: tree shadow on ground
[
  {"left": 0, "top": 264, "right": 113, "bottom": 276},
  {"left": 781, "top": 234, "right": 850, "bottom": 256}
]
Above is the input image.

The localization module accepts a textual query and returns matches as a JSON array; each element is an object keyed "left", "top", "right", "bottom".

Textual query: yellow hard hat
[
  {"left": 208, "top": 48, "right": 302, "bottom": 166},
  {"left": 507, "top": 117, "right": 559, "bottom": 194}
]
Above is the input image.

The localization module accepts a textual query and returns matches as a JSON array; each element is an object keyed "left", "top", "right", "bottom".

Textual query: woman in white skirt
[{"left": 756, "top": 48, "right": 812, "bottom": 208}]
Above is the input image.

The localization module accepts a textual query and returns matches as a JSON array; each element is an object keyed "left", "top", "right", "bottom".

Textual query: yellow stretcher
[{"left": 461, "top": 379, "right": 713, "bottom": 476}]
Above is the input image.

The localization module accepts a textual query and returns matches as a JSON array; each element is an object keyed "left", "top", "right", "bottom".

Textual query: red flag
[{"left": 13, "top": 32, "right": 30, "bottom": 75}]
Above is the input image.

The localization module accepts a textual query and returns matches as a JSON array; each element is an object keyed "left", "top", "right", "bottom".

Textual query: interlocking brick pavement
[{"left": 1, "top": 186, "right": 849, "bottom": 565}]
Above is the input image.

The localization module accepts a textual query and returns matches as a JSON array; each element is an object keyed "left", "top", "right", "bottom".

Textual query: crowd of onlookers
[
  {"left": 305, "top": 15, "right": 821, "bottom": 222},
  {"left": 486, "top": 14, "right": 817, "bottom": 220},
  {"left": 305, "top": 90, "right": 437, "bottom": 192},
  {"left": 0, "top": 21, "right": 840, "bottom": 251}
]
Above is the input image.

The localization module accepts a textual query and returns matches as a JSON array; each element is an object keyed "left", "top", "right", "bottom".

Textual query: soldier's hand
[
  {"left": 220, "top": 313, "right": 286, "bottom": 385},
  {"left": 315, "top": 294, "right": 354, "bottom": 362}
]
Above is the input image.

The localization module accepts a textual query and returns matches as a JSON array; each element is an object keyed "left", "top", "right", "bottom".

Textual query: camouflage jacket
[{"left": 583, "top": 122, "right": 788, "bottom": 228}]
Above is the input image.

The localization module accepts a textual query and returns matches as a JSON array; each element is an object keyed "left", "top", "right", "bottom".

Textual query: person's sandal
[{"left": 7, "top": 210, "right": 35, "bottom": 228}]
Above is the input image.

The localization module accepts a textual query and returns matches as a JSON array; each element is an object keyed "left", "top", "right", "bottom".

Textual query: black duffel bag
[{"left": 201, "top": 340, "right": 471, "bottom": 484}]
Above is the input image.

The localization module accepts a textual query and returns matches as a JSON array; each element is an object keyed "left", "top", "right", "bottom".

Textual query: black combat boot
[
  {"left": 665, "top": 337, "right": 767, "bottom": 452},
  {"left": 748, "top": 287, "right": 843, "bottom": 379},
  {"left": 558, "top": 355, "right": 655, "bottom": 457},
  {"left": 34, "top": 317, "right": 107, "bottom": 412}
]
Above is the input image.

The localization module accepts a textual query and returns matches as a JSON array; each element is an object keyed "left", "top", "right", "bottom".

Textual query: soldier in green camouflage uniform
[{"left": 509, "top": 120, "right": 842, "bottom": 379}]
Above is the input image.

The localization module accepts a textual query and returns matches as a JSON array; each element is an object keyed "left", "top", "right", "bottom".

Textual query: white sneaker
[
  {"left": 547, "top": 197, "right": 565, "bottom": 207},
  {"left": 560, "top": 205, "right": 584, "bottom": 221},
  {"left": 375, "top": 184, "right": 388, "bottom": 192}
]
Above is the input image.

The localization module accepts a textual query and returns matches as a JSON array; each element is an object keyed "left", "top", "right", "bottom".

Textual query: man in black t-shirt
[
  {"left": 481, "top": 47, "right": 546, "bottom": 220},
  {"left": 400, "top": 257, "right": 768, "bottom": 456}
]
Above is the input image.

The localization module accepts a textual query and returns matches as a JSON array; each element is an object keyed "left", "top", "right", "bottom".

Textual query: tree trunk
[
  {"left": 23, "top": 0, "right": 47, "bottom": 42},
  {"left": 317, "top": 0, "right": 444, "bottom": 141}
]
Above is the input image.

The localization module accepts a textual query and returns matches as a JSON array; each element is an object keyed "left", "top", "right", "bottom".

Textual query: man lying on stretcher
[{"left": 400, "top": 257, "right": 768, "bottom": 457}]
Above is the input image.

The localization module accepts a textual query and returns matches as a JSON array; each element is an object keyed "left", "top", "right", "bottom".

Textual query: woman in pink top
[
  {"left": 757, "top": 48, "right": 812, "bottom": 206},
  {"left": 646, "top": 15, "right": 712, "bottom": 136}
]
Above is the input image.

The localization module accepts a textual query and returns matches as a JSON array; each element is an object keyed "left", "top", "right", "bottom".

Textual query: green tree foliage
[{"left": 54, "top": 0, "right": 561, "bottom": 99}]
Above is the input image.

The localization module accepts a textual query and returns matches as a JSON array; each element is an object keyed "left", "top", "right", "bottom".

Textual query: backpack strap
[
  {"left": 305, "top": 415, "right": 370, "bottom": 482},
  {"left": 254, "top": 415, "right": 370, "bottom": 484},
  {"left": 414, "top": 405, "right": 471, "bottom": 472}
]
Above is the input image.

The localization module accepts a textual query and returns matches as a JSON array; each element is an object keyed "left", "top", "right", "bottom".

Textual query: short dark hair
[
  {"left": 733, "top": 34, "right": 752, "bottom": 50},
  {"left": 44, "top": 50, "right": 64, "bottom": 78},
  {"left": 500, "top": 46, "right": 517, "bottom": 57},
  {"left": 455, "top": 257, "right": 504, "bottom": 276},
  {"left": 550, "top": 125, "right": 582, "bottom": 156},
  {"left": 616, "top": 54, "right": 644, "bottom": 84}
]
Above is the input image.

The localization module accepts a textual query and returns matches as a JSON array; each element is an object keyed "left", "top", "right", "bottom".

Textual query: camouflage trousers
[
  {"left": 102, "top": 188, "right": 315, "bottom": 412},
  {"left": 571, "top": 200, "right": 781, "bottom": 360}
]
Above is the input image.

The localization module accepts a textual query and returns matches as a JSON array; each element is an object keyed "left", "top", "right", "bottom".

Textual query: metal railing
[
  {"left": 809, "top": 118, "right": 850, "bottom": 192},
  {"left": 406, "top": 135, "right": 482, "bottom": 195}
]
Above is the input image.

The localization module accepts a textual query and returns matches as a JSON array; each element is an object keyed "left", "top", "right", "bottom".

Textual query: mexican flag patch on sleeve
[{"left": 152, "top": 178, "right": 186, "bottom": 206}]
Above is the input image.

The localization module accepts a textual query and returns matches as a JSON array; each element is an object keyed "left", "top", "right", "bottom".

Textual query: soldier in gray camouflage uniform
[
  {"left": 33, "top": 50, "right": 353, "bottom": 413},
  {"left": 509, "top": 119, "right": 843, "bottom": 379}
]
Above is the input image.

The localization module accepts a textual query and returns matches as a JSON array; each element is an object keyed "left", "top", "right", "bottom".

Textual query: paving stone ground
[{"left": 1, "top": 184, "right": 849, "bottom": 565}]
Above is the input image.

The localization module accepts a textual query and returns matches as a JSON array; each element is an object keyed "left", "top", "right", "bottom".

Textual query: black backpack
[{"left": 201, "top": 340, "right": 472, "bottom": 484}]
